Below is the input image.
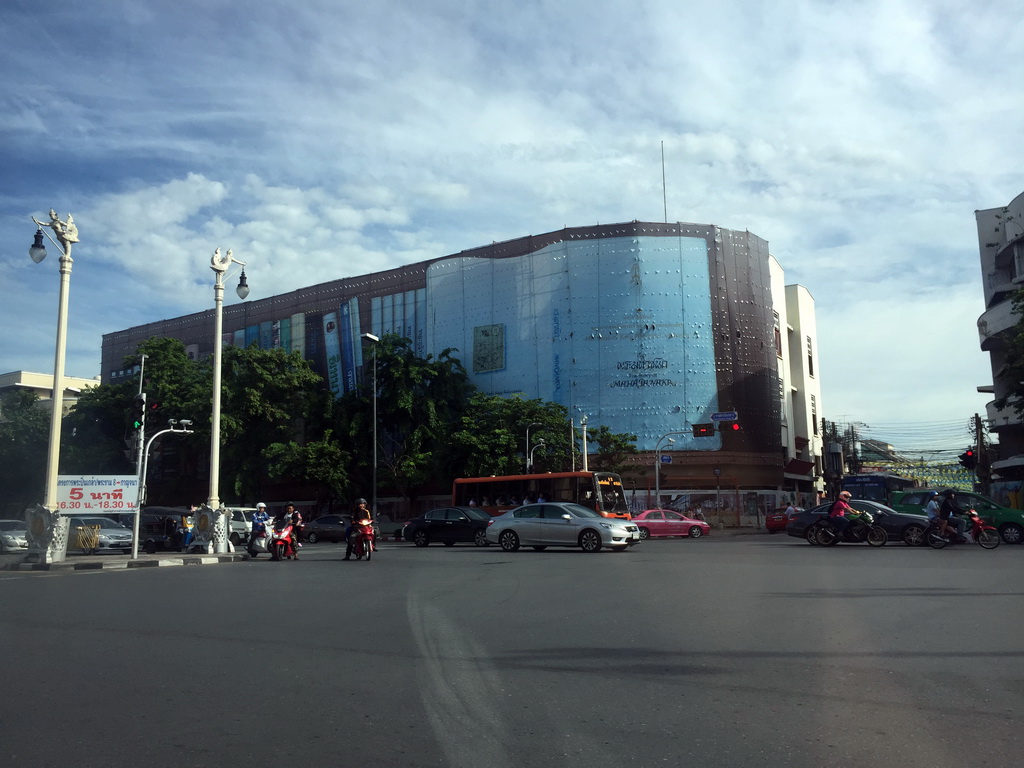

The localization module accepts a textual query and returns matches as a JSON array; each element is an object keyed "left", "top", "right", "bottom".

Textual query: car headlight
[{"left": 600, "top": 523, "right": 612, "bottom": 529}]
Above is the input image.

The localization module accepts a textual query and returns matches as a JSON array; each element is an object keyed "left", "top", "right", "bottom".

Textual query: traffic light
[
  {"left": 719, "top": 421, "right": 741, "bottom": 432},
  {"left": 131, "top": 393, "right": 147, "bottom": 430},
  {"left": 692, "top": 423, "right": 714, "bottom": 437},
  {"left": 959, "top": 449, "right": 977, "bottom": 470}
]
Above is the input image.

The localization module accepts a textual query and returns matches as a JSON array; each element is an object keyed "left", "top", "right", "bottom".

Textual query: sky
[{"left": 2, "top": 0, "right": 1021, "bottom": 455}]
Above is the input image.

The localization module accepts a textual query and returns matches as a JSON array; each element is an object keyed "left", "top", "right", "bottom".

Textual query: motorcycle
[
  {"left": 814, "top": 511, "right": 887, "bottom": 547},
  {"left": 927, "top": 510, "right": 1000, "bottom": 550},
  {"left": 269, "top": 519, "right": 298, "bottom": 561},
  {"left": 351, "top": 518, "right": 376, "bottom": 561},
  {"left": 247, "top": 518, "right": 270, "bottom": 557}
]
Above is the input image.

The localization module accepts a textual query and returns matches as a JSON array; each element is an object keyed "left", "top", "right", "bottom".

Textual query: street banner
[{"left": 55, "top": 475, "right": 140, "bottom": 512}]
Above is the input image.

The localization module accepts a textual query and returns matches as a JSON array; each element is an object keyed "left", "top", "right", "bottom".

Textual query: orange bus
[{"left": 452, "top": 472, "right": 630, "bottom": 519}]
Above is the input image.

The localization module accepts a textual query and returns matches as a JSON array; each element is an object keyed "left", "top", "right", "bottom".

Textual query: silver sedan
[{"left": 485, "top": 502, "right": 640, "bottom": 553}]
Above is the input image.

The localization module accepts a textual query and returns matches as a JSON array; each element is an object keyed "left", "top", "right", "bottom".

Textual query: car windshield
[
  {"left": 72, "top": 517, "right": 125, "bottom": 528},
  {"left": 0, "top": 521, "right": 24, "bottom": 531},
  {"left": 462, "top": 507, "right": 492, "bottom": 521}
]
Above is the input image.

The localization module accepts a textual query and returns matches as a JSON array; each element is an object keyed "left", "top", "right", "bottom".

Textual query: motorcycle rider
[
  {"left": 938, "top": 490, "right": 968, "bottom": 543},
  {"left": 827, "top": 490, "right": 855, "bottom": 540},
  {"left": 273, "top": 502, "right": 302, "bottom": 559},
  {"left": 924, "top": 490, "right": 941, "bottom": 523},
  {"left": 343, "top": 498, "right": 372, "bottom": 560},
  {"left": 247, "top": 502, "right": 270, "bottom": 555}
]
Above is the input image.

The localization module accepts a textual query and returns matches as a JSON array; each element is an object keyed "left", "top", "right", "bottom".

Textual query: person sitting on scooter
[
  {"left": 252, "top": 502, "right": 269, "bottom": 536},
  {"left": 939, "top": 490, "right": 968, "bottom": 542},
  {"left": 828, "top": 491, "right": 855, "bottom": 539},
  {"left": 344, "top": 498, "right": 371, "bottom": 560},
  {"left": 924, "top": 491, "right": 941, "bottom": 523}
]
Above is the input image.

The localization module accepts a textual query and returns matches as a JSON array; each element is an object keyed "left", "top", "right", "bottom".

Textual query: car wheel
[
  {"left": 999, "top": 523, "right": 1023, "bottom": 545},
  {"left": 474, "top": 529, "right": 489, "bottom": 547},
  {"left": 229, "top": 533, "right": 240, "bottom": 545},
  {"left": 306, "top": 531, "right": 319, "bottom": 544},
  {"left": 688, "top": 527, "right": 703, "bottom": 539},
  {"left": 902, "top": 524, "right": 925, "bottom": 546},
  {"left": 638, "top": 527, "right": 650, "bottom": 540},
  {"left": 532, "top": 546, "right": 547, "bottom": 551},
  {"left": 414, "top": 530, "right": 429, "bottom": 547},
  {"left": 498, "top": 530, "right": 520, "bottom": 552},
  {"left": 144, "top": 540, "right": 157, "bottom": 554},
  {"left": 579, "top": 529, "right": 602, "bottom": 552},
  {"left": 805, "top": 525, "right": 820, "bottom": 545}
]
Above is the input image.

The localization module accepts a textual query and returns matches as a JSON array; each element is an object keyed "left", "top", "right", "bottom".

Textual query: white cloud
[{"left": 1, "top": 0, "right": 1022, "bottom": 440}]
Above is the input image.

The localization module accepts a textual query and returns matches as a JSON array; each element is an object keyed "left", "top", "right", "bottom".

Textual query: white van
[{"left": 225, "top": 507, "right": 257, "bottom": 545}]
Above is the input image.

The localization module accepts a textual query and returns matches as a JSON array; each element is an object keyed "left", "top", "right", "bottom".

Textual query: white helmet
[{"left": 256, "top": 502, "right": 267, "bottom": 509}]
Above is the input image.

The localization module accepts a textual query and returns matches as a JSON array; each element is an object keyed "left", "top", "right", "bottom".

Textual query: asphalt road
[{"left": 1, "top": 535, "right": 1021, "bottom": 768}]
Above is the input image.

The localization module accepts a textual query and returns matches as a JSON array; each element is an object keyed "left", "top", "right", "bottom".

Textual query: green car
[{"left": 889, "top": 490, "right": 1024, "bottom": 544}]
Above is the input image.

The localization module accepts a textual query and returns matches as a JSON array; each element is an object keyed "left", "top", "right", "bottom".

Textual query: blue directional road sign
[
  {"left": 711, "top": 411, "right": 738, "bottom": 421},
  {"left": 660, "top": 455, "right": 672, "bottom": 464}
]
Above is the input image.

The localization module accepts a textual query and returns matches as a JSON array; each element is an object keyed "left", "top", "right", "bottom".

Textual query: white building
[{"left": 976, "top": 189, "right": 1024, "bottom": 490}]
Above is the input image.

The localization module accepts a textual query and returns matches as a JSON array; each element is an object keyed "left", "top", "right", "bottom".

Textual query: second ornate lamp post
[{"left": 200, "top": 248, "right": 248, "bottom": 553}]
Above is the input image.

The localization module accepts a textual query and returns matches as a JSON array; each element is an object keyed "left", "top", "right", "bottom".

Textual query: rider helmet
[
  {"left": 355, "top": 498, "right": 367, "bottom": 505},
  {"left": 927, "top": 491, "right": 938, "bottom": 498},
  {"left": 256, "top": 502, "right": 267, "bottom": 509}
]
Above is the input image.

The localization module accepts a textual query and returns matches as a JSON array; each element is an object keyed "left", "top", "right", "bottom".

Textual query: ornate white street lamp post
[
  {"left": 24, "top": 210, "right": 80, "bottom": 563},
  {"left": 196, "top": 248, "right": 248, "bottom": 553}
]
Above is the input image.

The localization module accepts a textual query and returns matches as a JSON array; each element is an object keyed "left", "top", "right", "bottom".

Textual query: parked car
[
  {"left": 765, "top": 506, "right": 802, "bottom": 533},
  {"left": 631, "top": 509, "right": 710, "bottom": 539},
  {"left": 403, "top": 506, "right": 491, "bottom": 547},
  {"left": 67, "top": 516, "right": 134, "bottom": 554},
  {"left": 0, "top": 519, "right": 29, "bottom": 553},
  {"left": 784, "top": 500, "right": 928, "bottom": 546},
  {"left": 304, "top": 514, "right": 348, "bottom": 543},
  {"left": 225, "top": 506, "right": 257, "bottom": 545},
  {"left": 889, "top": 490, "right": 1024, "bottom": 544},
  {"left": 485, "top": 502, "right": 641, "bottom": 552}
]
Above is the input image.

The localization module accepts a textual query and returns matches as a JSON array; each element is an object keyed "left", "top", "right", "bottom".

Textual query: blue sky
[{"left": 2, "top": 0, "right": 1021, "bottom": 448}]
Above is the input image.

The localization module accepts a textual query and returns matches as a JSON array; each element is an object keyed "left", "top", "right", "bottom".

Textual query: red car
[
  {"left": 766, "top": 506, "right": 802, "bottom": 533},
  {"left": 632, "top": 510, "right": 710, "bottom": 540}
]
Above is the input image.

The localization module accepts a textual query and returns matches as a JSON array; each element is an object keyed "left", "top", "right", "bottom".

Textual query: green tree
[
  {"left": 449, "top": 394, "right": 576, "bottom": 476},
  {"left": 62, "top": 379, "right": 138, "bottom": 474},
  {"left": 263, "top": 429, "right": 350, "bottom": 513},
  {"left": 994, "top": 289, "right": 1024, "bottom": 416},
  {"left": 334, "top": 334, "right": 472, "bottom": 504},
  {"left": 0, "top": 389, "right": 49, "bottom": 513},
  {"left": 215, "top": 345, "right": 325, "bottom": 502},
  {"left": 587, "top": 424, "right": 640, "bottom": 478}
]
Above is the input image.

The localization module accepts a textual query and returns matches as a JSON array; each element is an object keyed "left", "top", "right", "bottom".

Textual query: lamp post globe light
[
  {"left": 24, "top": 210, "right": 80, "bottom": 564},
  {"left": 198, "top": 248, "right": 248, "bottom": 554},
  {"left": 361, "top": 333, "right": 380, "bottom": 516}
]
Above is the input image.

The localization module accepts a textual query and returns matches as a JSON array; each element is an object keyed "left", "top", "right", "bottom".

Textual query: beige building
[{"left": 0, "top": 370, "right": 101, "bottom": 418}]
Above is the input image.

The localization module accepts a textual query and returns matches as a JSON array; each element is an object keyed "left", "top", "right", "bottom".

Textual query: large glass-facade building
[{"left": 103, "top": 221, "right": 820, "bottom": 503}]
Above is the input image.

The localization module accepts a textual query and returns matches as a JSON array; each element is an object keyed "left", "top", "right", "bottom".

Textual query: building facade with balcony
[{"left": 976, "top": 189, "right": 1024, "bottom": 492}]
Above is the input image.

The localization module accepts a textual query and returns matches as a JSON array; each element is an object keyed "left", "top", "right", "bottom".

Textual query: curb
[{"left": 1, "top": 552, "right": 250, "bottom": 573}]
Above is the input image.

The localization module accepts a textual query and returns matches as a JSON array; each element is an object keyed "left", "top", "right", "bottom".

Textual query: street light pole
[
  {"left": 529, "top": 438, "right": 546, "bottom": 472},
  {"left": 525, "top": 422, "right": 541, "bottom": 472},
  {"left": 361, "top": 333, "right": 380, "bottom": 516},
  {"left": 580, "top": 415, "right": 589, "bottom": 472},
  {"left": 653, "top": 431, "right": 687, "bottom": 508},
  {"left": 25, "top": 210, "right": 80, "bottom": 564},
  {"left": 202, "top": 248, "right": 248, "bottom": 553}
]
